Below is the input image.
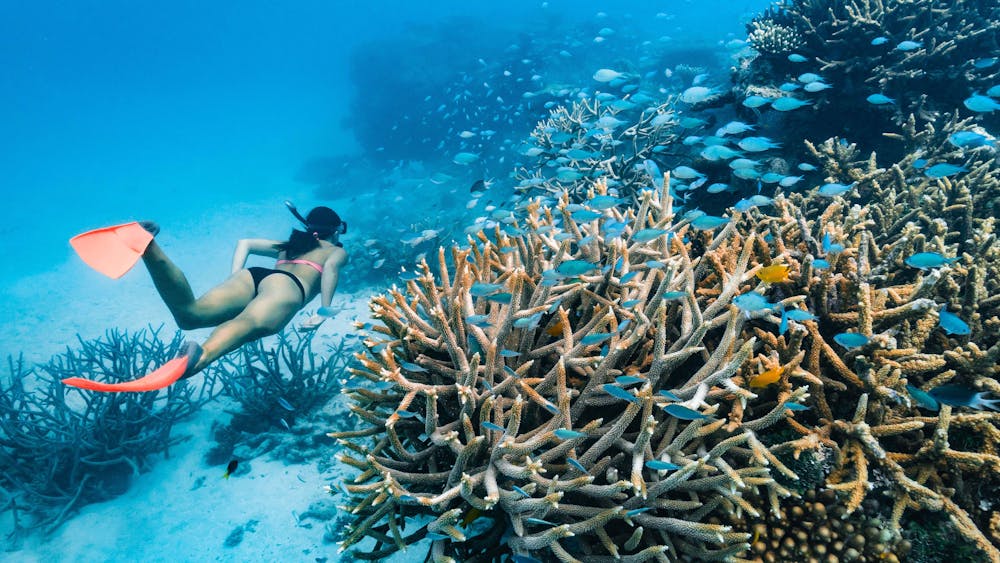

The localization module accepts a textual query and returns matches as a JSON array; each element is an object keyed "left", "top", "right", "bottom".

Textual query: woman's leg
[
  {"left": 186, "top": 277, "right": 302, "bottom": 374},
  {"left": 142, "top": 240, "right": 253, "bottom": 329}
]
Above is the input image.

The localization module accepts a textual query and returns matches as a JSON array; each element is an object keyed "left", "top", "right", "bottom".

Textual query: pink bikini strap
[{"left": 276, "top": 259, "right": 323, "bottom": 273}]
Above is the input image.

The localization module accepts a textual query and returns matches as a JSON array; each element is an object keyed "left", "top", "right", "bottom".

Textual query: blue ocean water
[
  {"left": 0, "top": 1, "right": 782, "bottom": 560},
  {"left": 0, "top": 0, "right": 766, "bottom": 278}
]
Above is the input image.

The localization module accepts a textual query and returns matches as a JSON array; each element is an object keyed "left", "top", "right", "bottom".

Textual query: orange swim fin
[
  {"left": 62, "top": 356, "right": 190, "bottom": 393},
  {"left": 69, "top": 221, "right": 154, "bottom": 279}
]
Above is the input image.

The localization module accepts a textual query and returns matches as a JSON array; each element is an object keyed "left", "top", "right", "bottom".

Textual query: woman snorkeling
[{"left": 61, "top": 202, "right": 348, "bottom": 392}]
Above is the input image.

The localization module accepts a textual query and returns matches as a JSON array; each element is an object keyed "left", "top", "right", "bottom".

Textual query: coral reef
[
  {"left": 734, "top": 0, "right": 1000, "bottom": 154},
  {"left": 513, "top": 97, "right": 679, "bottom": 205},
  {"left": 332, "top": 178, "right": 813, "bottom": 561},
  {"left": 746, "top": 16, "right": 804, "bottom": 56},
  {"left": 207, "top": 331, "right": 356, "bottom": 465},
  {"left": 331, "top": 120, "right": 1000, "bottom": 559},
  {"left": 325, "top": 2, "right": 1000, "bottom": 561},
  {"left": 0, "top": 328, "right": 216, "bottom": 543}
]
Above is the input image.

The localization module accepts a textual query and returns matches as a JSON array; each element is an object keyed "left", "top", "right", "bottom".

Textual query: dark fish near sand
[{"left": 223, "top": 459, "right": 239, "bottom": 479}]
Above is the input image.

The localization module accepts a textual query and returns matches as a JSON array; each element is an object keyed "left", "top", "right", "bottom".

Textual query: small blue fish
[
  {"left": 822, "top": 233, "right": 845, "bottom": 254},
  {"left": 621, "top": 271, "right": 638, "bottom": 283},
  {"left": 948, "top": 131, "right": 992, "bottom": 148},
  {"left": 554, "top": 428, "right": 587, "bottom": 440},
  {"left": 512, "top": 312, "right": 542, "bottom": 330},
  {"left": 871, "top": 36, "right": 889, "bottom": 46},
  {"left": 396, "top": 409, "right": 420, "bottom": 419},
  {"left": 572, "top": 209, "right": 604, "bottom": 222},
  {"left": 524, "top": 518, "right": 556, "bottom": 526},
  {"left": 277, "top": 397, "right": 295, "bottom": 411},
  {"left": 646, "top": 260, "right": 666, "bottom": 269},
  {"left": 771, "top": 97, "right": 812, "bottom": 111},
  {"left": 818, "top": 182, "right": 854, "bottom": 197},
  {"left": 616, "top": 375, "right": 647, "bottom": 385},
  {"left": 812, "top": 258, "right": 831, "bottom": 269},
  {"left": 603, "top": 383, "right": 639, "bottom": 403},
  {"left": 512, "top": 485, "right": 532, "bottom": 498},
  {"left": 400, "top": 361, "right": 427, "bottom": 372},
  {"left": 645, "top": 460, "right": 681, "bottom": 471},
  {"left": 556, "top": 260, "right": 599, "bottom": 276},
  {"left": 625, "top": 507, "right": 653, "bottom": 517},
  {"left": 567, "top": 458, "right": 589, "bottom": 473},
  {"left": 787, "top": 53, "right": 808, "bottom": 63},
  {"left": 658, "top": 390, "right": 682, "bottom": 401},
  {"left": 543, "top": 402, "right": 560, "bottom": 415},
  {"left": 929, "top": 384, "right": 1000, "bottom": 411},
  {"left": 866, "top": 93, "right": 895, "bottom": 105},
  {"left": 482, "top": 421, "right": 506, "bottom": 433},
  {"left": 588, "top": 195, "right": 622, "bottom": 210},
  {"left": 783, "top": 402, "right": 810, "bottom": 411},
  {"left": 904, "top": 252, "right": 957, "bottom": 270},
  {"left": 663, "top": 403, "right": 707, "bottom": 420},
  {"left": 733, "top": 291, "right": 774, "bottom": 313},
  {"left": 734, "top": 194, "right": 773, "bottom": 212},
  {"left": 834, "top": 332, "right": 869, "bottom": 349},
  {"left": 963, "top": 94, "right": 1000, "bottom": 113},
  {"left": 784, "top": 309, "right": 818, "bottom": 322},
  {"left": 797, "top": 162, "right": 818, "bottom": 172},
  {"left": 738, "top": 136, "right": 782, "bottom": 152},
  {"left": 923, "top": 163, "right": 967, "bottom": 178},
  {"left": 690, "top": 215, "right": 730, "bottom": 230},
  {"left": 975, "top": 57, "right": 998, "bottom": 69},
  {"left": 632, "top": 228, "right": 668, "bottom": 243},
  {"left": 906, "top": 385, "right": 940, "bottom": 411},
  {"left": 912, "top": 158, "right": 928, "bottom": 169},
  {"left": 895, "top": 40, "right": 922, "bottom": 51},
  {"left": 466, "top": 314, "right": 492, "bottom": 328},
  {"left": 742, "top": 95, "right": 772, "bottom": 108},
  {"left": 582, "top": 332, "right": 613, "bottom": 345},
  {"left": 661, "top": 291, "right": 687, "bottom": 301},
  {"left": 938, "top": 310, "right": 971, "bottom": 336},
  {"left": 499, "top": 349, "right": 520, "bottom": 357},
  {"left": 779, "top": 175, "right": 803, "bottom": 187},
  {"left": 622, "top": 299, "right": 641, "bottom": 307},
  {"left": 470, "top": 282, "right": 504, "bottom": 296}
]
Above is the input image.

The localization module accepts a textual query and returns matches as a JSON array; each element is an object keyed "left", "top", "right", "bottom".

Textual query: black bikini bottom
[{"left": 246, "top": 267, "right": 306, "bottom": 302}]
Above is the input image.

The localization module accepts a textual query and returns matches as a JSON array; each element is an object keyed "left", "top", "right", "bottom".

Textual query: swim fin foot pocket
[
  {"left": 61, "top": 342, "right": 203, "bottom": 393},
  {"left": 69, "top": 221, "right": 155, "bottom": 279}
]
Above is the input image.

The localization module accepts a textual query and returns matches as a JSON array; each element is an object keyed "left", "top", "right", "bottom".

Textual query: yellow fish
[
  {"left": 756, "top": 264, "right": 790, "bottom": 283},
  {"left": 749, "top": 367, "right": 783, "bottom": 388},
  {"left": 461, "top": 506, "right": 482, "bottom": 527},
  {"left": 545, "top": 320, "right": 566, "bottom": 337}
]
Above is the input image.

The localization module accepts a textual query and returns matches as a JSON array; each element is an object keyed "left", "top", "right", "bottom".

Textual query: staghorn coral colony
[{"left": 328, "top": 1, "right": 1000, "bottom": 562}]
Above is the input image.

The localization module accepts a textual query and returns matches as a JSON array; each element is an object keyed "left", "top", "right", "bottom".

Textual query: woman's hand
[{"left": 299, "top": 314, "right": 327, "bottom": 332}]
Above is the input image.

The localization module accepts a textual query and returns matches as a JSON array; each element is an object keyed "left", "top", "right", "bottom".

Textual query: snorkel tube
[{"left": 284, "top": 200, "right": 310, "bottom": 227}]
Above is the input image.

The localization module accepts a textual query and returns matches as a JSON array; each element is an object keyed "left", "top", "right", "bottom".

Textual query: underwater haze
[
  {"left": 0, "top": 0, "right": 764, "bottom": 280},
  {"left": 4, "top": 0, "right": 1000, "bottom": 562}
]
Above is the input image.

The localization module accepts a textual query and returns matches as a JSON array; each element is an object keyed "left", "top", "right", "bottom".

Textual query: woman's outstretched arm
[
  {"left": 231, "top": 239, "right": 281, "bottom": 273},
  {"left": 299, "top": 247, "right": 347, "bottom": 331}
]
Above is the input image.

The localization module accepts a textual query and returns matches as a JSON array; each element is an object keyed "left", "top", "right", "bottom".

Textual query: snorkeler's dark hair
[{"left": 275, "top": 204, "right": 345, "bottom": 258}]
